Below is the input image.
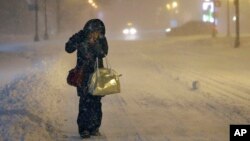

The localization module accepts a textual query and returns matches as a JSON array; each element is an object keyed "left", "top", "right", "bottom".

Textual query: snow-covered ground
[{"left": 0, "top": 36, "right": 250, "bottom": 141}]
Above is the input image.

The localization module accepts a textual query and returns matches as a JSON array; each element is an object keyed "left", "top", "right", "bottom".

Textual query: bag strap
[
  {"left": 95, "top": 58, "right": 100, "bottom": 77},
  {"left": 94, "top": 57, "right": 113, "bottom": 77},
  {"left": 104, "top": 56, "right": 111, "bottom": 69},
  {"left": 94, "top": 56, "right": 111, "bottom": 70}
]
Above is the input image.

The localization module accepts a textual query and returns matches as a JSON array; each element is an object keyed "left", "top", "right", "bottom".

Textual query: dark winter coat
[{"left": 65, "top": 19, "right": 108, "bottom": 88}]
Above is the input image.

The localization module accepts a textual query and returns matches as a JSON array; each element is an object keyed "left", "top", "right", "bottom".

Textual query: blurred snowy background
[{"left": 0, "top": 0, "right": 250, "bottom": 141}]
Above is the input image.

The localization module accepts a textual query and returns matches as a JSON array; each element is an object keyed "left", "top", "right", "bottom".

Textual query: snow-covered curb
[{"left": 0, "top": 40, "right": 72, "bottom": 140}]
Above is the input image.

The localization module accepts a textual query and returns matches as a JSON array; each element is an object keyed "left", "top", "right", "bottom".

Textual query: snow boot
[
  {"left": 90, "top": 129, "right": 101, "bottom": 136},
  {"left": 80, "top": 130, "right": 90, "bottom": 138}
]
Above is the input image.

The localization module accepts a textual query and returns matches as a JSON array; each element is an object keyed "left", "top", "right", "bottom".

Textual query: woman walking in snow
[{"left": 65, "top": 19, "right": 108, "bottom": 138}]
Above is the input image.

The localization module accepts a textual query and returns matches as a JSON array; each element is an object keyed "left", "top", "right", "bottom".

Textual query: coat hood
[{"left": 83, "top": 19, "right": 106, "bottom": 35}]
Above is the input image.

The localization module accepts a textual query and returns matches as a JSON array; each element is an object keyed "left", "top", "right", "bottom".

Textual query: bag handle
[
  {"left": 94, "top": 57, "right": 122, "bottom": 77},
  {"left": 94, "top": 56, "right": 111, "bottom": 70},
  {"left": 95, "top": 58, "right": 100, "bottom": 77},
  {"left": 94, "top": 56, "right": 114, "bottom": 76},
  {"left": 104, "top": 57, "right": 112, "bottom": 69}
]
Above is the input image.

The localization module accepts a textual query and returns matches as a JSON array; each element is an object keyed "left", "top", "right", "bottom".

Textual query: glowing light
[
  {"left": 233, "top": 16, "right": 237, "bottom": 21},
  {"left": 123, "top": 27, "right": 137, "bottom": 35},
  {"left": 165, "top": 28, "right": 171, "bottom": 33},
  {"left": 88, "top": 0, "right": 98, "bottom": 8},
  {"left": 202, "top": 1, "right": 214, "bottom": 23},
  {"left": 203, "top": 15, "right": 208, "bottom": 22},
  {"left": 166, "top": 4, "right": 171, "bottom": 10},
  {"left": 123, "top": 29, "right": 129, "bottom": 34},
  {"left": 130, "top": 28, "right": 137, "bottom": 35},
  {"left": 172, "top": 1, "right": 178, "bottom": 8},
  {"left": 127, "top": 22, "right": 133, "bottom": 26},
  {"left": 210, "top": 18, "right": 214, "bottom": 23}
]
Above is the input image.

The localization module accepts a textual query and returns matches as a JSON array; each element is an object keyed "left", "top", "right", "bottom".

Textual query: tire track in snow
[{"left": 138, "top": 46, "right": 250, "bottom": 123}]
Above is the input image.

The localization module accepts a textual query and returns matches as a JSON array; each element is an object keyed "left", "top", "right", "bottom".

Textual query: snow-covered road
[{"left": 1, "top": 36, "right": 250, "bottom": 141}]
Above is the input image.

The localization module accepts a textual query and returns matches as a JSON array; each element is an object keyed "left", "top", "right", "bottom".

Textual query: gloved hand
[{"left": 92, "top": 43, "right": 105, "bottom": 58}]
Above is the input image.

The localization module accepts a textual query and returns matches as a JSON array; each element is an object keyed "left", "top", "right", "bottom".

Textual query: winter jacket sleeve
[
  {"left": 93, "top": 37, "right": 109, "bottom": 58},
  {"left": 101, "top": 37, "right": 109, "bottom": 57},
  {"left": 65, "top": 30, "right": 84, "bottom": 53}
]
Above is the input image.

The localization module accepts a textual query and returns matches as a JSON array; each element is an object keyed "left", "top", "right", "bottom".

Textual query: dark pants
[{"left": 77, "top": 87, "right": 102, "bottom": 133}]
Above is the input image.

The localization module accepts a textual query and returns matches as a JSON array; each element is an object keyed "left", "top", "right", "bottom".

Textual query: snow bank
[{"left": 0, "top": 40, "right": 73, "bottom": 141}]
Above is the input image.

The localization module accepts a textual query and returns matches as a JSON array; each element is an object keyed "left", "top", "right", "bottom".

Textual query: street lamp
[
  {"left": 88, "top": 0, "right": 93, "bottom": 4},
  {"left": 34, "top": 0, "right": 39, "bottom": 41},
  {"left": 87, "top": 0, "right": 98, "bottom": 18},
  {"left": 226, "top": 0, "right": 231, "bottom": 37},
  {"left": 92, "top": 3, "right": 96, "bottom": 7},
  {"left": 234, "top": 0, "right": 240, "bottom": 47},
  {"left": 88, "top": 0, "right": 98, "bottom": 9},
  {"left": 166, "top": 4, "right": 171, "bottom": 10},
  {"left": 44, "top": 0, "right": 49, "bottom": 40},
  {"left": 56, "top": 0, "right": 60, "bottom": 34},
  {"left": 166, "top": 1, "right": 178, "bottom": 11},
  {"left": 172, "top": 1, "right": 178, "bottom": 9}
]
